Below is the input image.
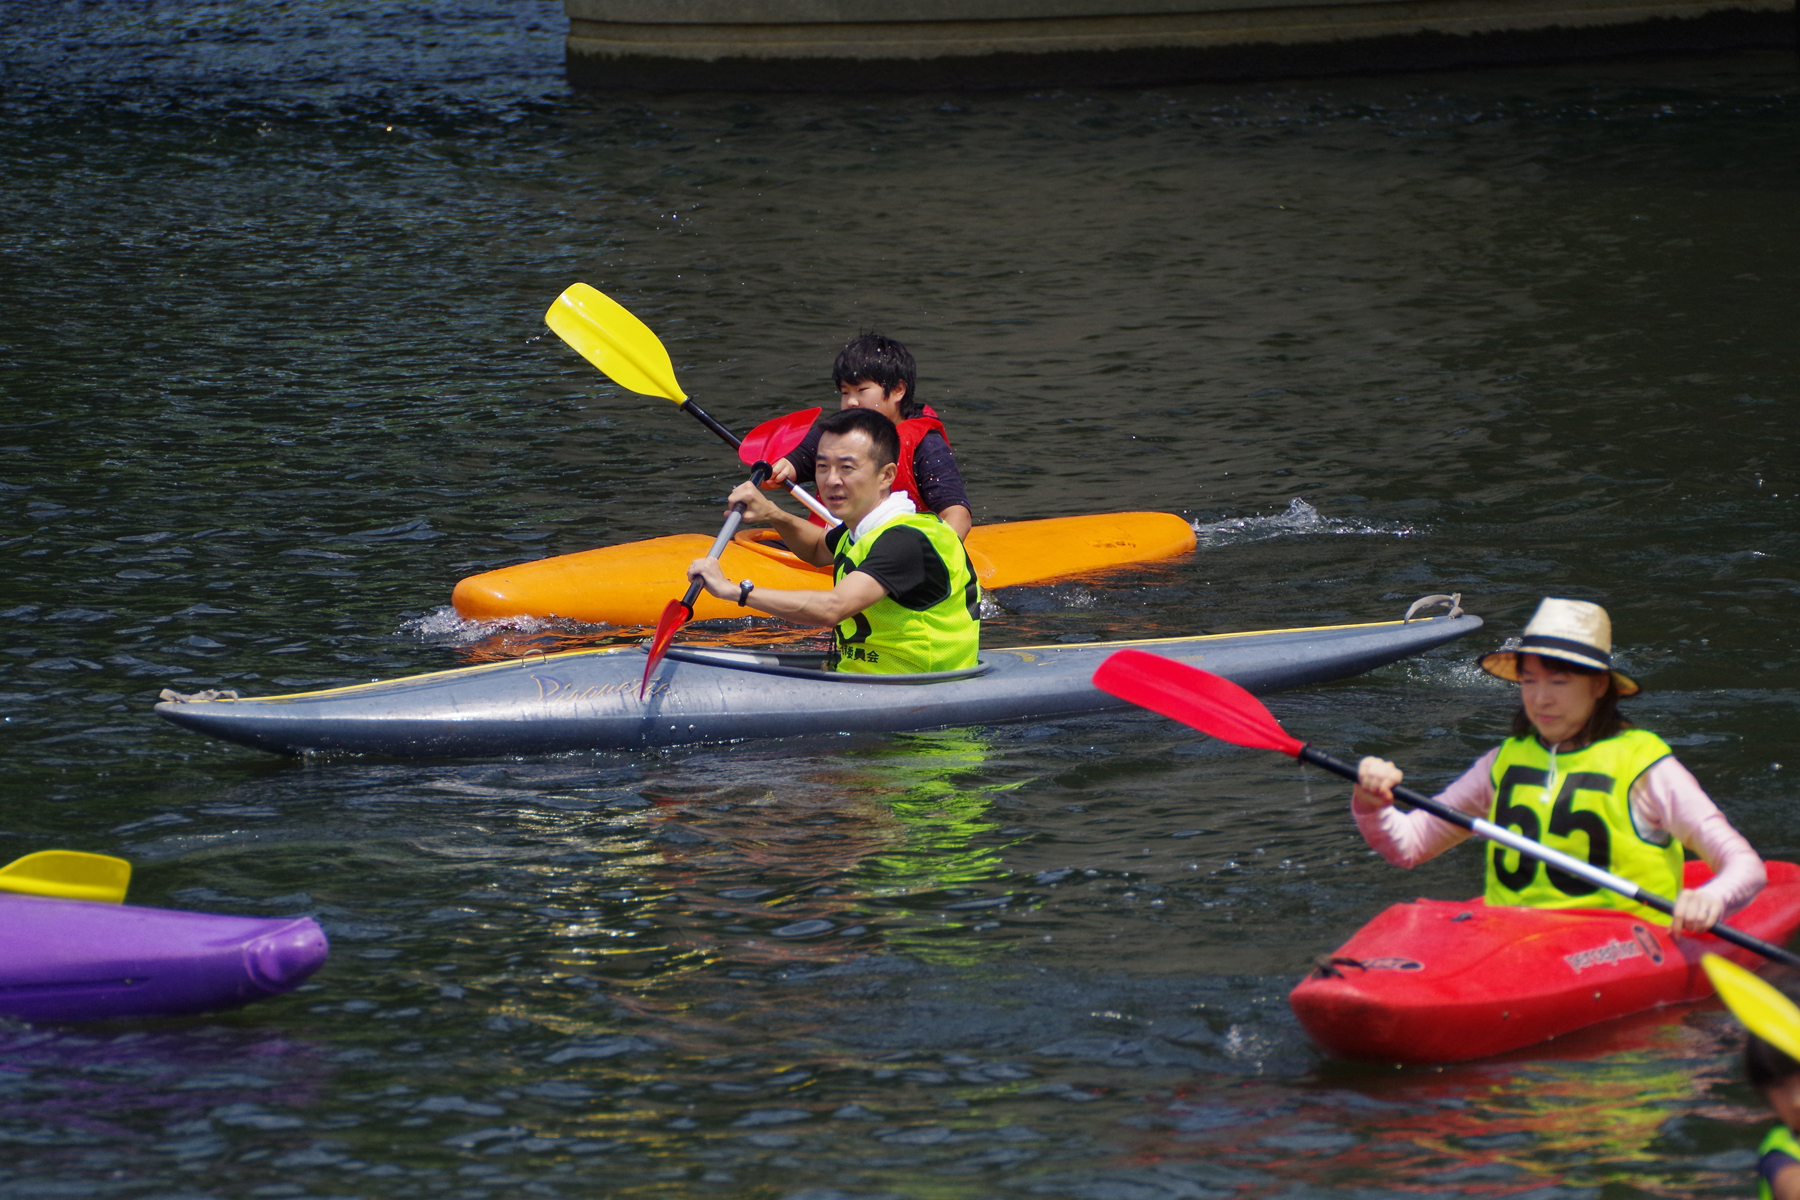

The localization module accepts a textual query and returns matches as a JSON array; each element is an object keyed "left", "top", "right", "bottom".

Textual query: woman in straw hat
[{"left": 1352, "top": 597, "right": 1765, "bottom": 935}]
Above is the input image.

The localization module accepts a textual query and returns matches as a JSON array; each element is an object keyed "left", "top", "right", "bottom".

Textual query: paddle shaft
[
  {"left": 678, "top": 399, "right": 838, "bottom": 526},
  {"left": 1297, "top": 745, "right": 1800, "bottom": 969},
  {"left": 677, "top": 459, "right": 774, "bottom": 612},
  {"left": 678, "top": 510, "right": 748, "bottom": 610}
]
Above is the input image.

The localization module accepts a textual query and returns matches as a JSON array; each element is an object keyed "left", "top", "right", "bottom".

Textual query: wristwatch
[{"left": 737, "top": 579, "right": 755, "bottom": 607}]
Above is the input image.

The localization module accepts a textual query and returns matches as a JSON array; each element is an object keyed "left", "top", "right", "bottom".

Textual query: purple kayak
[{"left": 0, "top": 894, "right": 329, "bottom": 1022}]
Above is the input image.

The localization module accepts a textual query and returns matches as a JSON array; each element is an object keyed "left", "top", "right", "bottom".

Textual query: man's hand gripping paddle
[
  {"left": 639, "top": 459, "right": 776, "bottom": 698},
  {"left": 544, "top": 282, "right": 841, "bottom": 526},
  {"left": 1704, "top": 953, "right": 1800, "bottom": 1060},
  {"left": 636, "top": 409, "right": 819, "bottom": 695},
  {"left": 1091, "top": 648, "right": 1800, "bottom": 969},
  {"left": 0, "top": 850, "right": 131, "bottom": 903}
]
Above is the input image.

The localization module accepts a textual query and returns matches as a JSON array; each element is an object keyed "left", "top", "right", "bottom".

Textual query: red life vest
[{"left": 893, "top": 405, "right": 950, "bottom": 510}]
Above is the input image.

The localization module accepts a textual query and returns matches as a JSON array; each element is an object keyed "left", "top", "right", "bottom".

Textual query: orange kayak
[{"left": 452, "top": 511, "right": 1197, "bottom": 626}]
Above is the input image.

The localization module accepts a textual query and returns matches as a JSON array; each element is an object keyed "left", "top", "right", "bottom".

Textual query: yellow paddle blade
[
  {"left": 544, "top": 282, "right": 688, "bottom": 403},
  {"left": 0, "top": 850, "right": 131, "bottom": 904},
  {"left": 1703, "top": 952, "right": 1800, "bottom": 1062}
]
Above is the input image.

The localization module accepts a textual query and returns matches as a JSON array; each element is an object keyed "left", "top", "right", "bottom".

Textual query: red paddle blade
[
  {"left": 640, "top": 598, "right": 691, "bottom": 698},
  {"left": 1091, "top": 649, "right": 1305, "bottom": 757},
  {"left": 739, "top": 407, "right": 820, "bottom": 467}
]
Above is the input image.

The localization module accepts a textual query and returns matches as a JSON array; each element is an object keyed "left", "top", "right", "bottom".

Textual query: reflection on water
[{"left": 3, "top": 0, "right": 1799, "bottom": 1194}]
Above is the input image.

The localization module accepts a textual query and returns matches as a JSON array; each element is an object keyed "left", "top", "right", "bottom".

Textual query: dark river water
[{"left": 4, "top": 2, "right": 1800, "bottom": 1196}]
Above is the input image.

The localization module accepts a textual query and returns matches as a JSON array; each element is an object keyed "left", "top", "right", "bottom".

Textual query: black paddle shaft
[
  {"left": 1296, "top": 745, "right": 1800, "bottom": 969},
  {"left": 678, "top": 399, "right": 832, "bottom": 517},
  {"left": 678, "top": 399, "right": 744, "bottom": 451}
]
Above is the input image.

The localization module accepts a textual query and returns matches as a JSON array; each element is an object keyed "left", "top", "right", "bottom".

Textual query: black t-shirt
[
  {"left": 825, "top": 520, "right": 954, "bottom": 612},
  {"left": 786, "top": 422, "right": 970, "bottom": 516},
  {"left": 1761, "top": 1146, "right": 1800, "bottom": 1194}
]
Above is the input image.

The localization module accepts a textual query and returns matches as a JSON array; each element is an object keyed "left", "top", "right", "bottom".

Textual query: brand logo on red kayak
[
  {"left": 1563, "top": 937, "right": 1647, "bottom": 973},
  {"left": 1359, "top": 957, "right": 1424, "bottom": 972}
]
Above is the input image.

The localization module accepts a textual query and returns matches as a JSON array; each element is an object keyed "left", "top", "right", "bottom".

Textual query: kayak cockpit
[{"left": 660, "top": 645, "right": 993, "bottom": 685}]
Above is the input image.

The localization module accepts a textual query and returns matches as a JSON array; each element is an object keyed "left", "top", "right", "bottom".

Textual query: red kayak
[{"left": 1291, "top": 860, "right": 1800, "bottom": 1064}]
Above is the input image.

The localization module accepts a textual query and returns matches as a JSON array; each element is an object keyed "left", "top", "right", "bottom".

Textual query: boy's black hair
[
  {"left": 817, "top": 407, "right": 900, "bottom": 470},
  {"left": 833, "top": 333, "right": 921, "bottom": 419},
  {"left": 1509, "top": 657, "right": 1631, "bottom": 747},
  {"left": 1748, "top": 1031, "right": 1800, "bottom": 1091}
]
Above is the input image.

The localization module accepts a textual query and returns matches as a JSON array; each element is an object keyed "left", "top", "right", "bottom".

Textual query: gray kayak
[{"left": 155, "top": 606, "right": 1481, "bottom": 759}]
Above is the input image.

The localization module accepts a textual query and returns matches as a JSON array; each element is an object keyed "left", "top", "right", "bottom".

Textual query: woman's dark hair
[
  {"left": 1508, "top": 655, "right": 1631, "bottom": 746},
  {"left": 833, "top": 333, "right": 921, "bottom": 419},
  {"left": 1748, "top": 1031, "right": 1800, "bottom": 1091}
]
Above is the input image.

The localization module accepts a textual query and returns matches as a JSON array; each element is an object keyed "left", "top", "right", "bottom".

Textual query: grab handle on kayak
[
  {"left": 1298, "top": 744, "right": 1800, "bottom": 970},
  {"left": 1403, "top": 593, "right": 1463, "bottom": 622}
]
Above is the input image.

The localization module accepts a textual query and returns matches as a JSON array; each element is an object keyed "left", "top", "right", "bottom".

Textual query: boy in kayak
[
  {"left": 1350, "top": 597, "right": 1764, "bottom": 936},
  {"left": 687, "top": 407, "right": 980, "bottom": 675},
  {"left": 1745, "top": 1017, "right": 1800, "bottom": 1200},
  {"left": 769, "top": 332, "right": 973, "bottom": 540}
]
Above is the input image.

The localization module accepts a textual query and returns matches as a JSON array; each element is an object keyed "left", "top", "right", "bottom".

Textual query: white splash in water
[
  {"left": 396, "top": 605, "right": 607, "bottom": 646},
  {"left": 1189, "top": 498, "right": 1419, "bottom": 549}
]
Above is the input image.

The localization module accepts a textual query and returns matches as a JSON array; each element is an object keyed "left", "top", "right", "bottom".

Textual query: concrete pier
[{"left": 565, "top": 0, "right": 1793, "bottom": 90}]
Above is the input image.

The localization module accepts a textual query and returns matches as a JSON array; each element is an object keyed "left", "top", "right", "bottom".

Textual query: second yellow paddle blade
[
  {"left": 0, "top": 849, "right": 131, "bottom": 904},
  {"left": 545, "top": 282, "right": 688, "bottom": 403},
  {"left": 1703, "top": 952, "right": 1800, "bottom": 1062}
]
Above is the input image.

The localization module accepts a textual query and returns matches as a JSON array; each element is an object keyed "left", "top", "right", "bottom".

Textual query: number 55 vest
[{"left": 1484, "top": 728, "right": 1681, "bottom": 922}]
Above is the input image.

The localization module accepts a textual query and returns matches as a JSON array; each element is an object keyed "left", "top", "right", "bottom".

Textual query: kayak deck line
[
  {"left": 174, "top": 614, "right": 1455, "bottom": 706},
  {"left": 661, "top": 646, "right": 995, "bottom": 684},
  {"left": 154, "top": 605, "right": 1484, "bottom": 759}
]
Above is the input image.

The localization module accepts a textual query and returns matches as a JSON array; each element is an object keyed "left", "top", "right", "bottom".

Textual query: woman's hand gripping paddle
[
  {"left": 1091, "top": 648, "right": 1800, "bottom": 970},
  {"left": 0, "top": 850, "right": 131, "bottom": 903},
  {"left": 1704, "top": 953, "right": 1800, "bottom": 1061},
  {"left": 545, "top": 283, "right": 840, "bottom": 526}
]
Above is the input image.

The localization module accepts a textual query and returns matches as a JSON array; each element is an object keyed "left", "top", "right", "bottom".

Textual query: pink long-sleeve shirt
[{"left": 1353, "top": 745, "right": 1765, "bottom": 913}]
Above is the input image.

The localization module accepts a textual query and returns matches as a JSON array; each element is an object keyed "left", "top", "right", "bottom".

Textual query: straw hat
[{"left": 1477, "top": 597, "right": 1640, "bottom": 696}]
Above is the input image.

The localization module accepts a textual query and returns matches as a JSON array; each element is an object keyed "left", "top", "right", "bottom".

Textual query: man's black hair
[
  {"left": 833, "top": 333, "right": 921, "bottom": 419},
  {"left": 817, "top": 407, "right": 900, "bottom": 470}
]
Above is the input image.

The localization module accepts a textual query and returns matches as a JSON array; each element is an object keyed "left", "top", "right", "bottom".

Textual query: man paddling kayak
[
  {"left": 768, "top": 333, "right": 974, "bottom": 540},
  {"left": 686, "top": 407, "right": 980, "bottom": 675},
  {"left": 1351, "top": 597, "right": 1764, "bottom": 935}
]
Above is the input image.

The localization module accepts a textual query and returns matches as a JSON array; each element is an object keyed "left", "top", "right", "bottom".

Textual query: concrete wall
[{"left": 565, "top": 0, "right": 1794, "bottom": 90}]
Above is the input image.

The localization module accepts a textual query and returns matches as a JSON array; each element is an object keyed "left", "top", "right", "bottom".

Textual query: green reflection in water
[{"left": 840, "top": 728, "right": 1031, "bottom": 965}]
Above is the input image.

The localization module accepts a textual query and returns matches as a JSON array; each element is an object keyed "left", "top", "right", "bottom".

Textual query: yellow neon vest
[
  {"left": 1760, "top": 1125, "right": 1800, "bottom": 1200},
  {"left": 1484, "top": 728, "right": 1681, "bottom": 922},
  {"left": 830, "top": 511, "right": 980, "bottom": 675}
]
